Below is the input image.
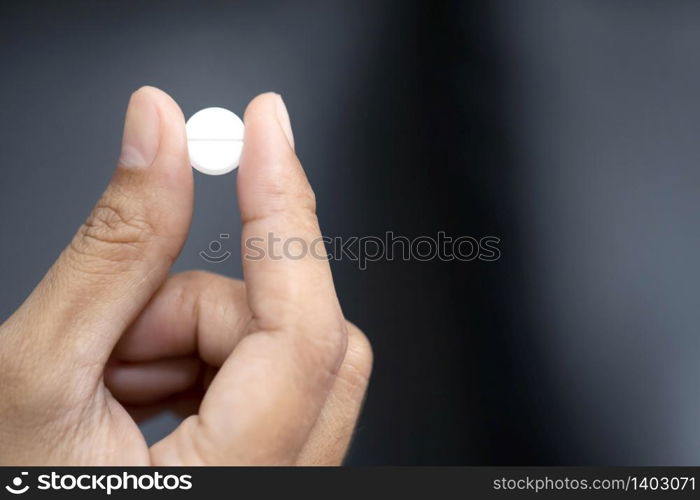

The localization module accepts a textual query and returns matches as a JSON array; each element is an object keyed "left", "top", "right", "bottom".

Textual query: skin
[{"left": 0, "top": 87, "right": 372, "bottom": 465}]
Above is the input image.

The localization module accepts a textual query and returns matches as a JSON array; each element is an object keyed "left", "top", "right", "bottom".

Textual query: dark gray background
[{"left": 1, "top": 0, "right": 699, "bottom": 464}]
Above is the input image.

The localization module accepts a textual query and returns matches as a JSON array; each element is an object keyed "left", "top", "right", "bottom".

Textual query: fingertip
[
  {"left": 239, "top": 92, "right": 301, "bottom": 191},
  {"left": 145, "top": 87, "right": 188, "bottom": 160},
  {"left": 243, "top": 92, "right": 280, "bottom": 124},
  {"left": 126, "top": 86, "right": 186, "bottom": 135},
  {"left": 131, "top": 86, "right": 184, "bottom": 118},
  {"left": 120, "top": 86, "right": 187, "bottom": 171}
]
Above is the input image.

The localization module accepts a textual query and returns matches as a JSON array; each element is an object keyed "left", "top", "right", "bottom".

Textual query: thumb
[{"left": 5, "top": 86, "right": 193, "bottom": 370}]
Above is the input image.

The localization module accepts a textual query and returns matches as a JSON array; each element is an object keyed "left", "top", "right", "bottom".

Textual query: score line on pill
[{"left": 186, "top": 107, "right": 244, "bottom": 175}]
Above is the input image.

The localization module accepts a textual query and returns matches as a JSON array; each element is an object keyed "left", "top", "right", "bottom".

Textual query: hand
[{"left": 0, "top": 87, "right": 372, "bottom": 465}]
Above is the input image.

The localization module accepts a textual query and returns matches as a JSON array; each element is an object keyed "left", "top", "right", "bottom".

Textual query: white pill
[{"left": 186, "top": 107, "right": 244, "bottom": 175}]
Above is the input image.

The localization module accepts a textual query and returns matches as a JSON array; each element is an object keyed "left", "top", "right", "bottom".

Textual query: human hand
[{"left": 0, "top": 87, "right": 372, "bottom": 465}]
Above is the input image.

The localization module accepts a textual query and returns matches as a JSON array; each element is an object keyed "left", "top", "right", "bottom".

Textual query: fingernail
[
  {"left": 274, "top": 93, "right": 295, "bottom": 150},
  {"left": 119, "top": 91, "right": 161, "bottom": 168}
]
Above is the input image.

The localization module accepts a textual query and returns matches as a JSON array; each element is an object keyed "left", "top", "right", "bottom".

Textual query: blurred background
[{"left": 1, "top": 0, "right": 699, "bottom": 464}]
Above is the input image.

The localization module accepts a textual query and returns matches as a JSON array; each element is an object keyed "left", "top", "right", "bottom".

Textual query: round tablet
[{"left": 186, "top": 107, "right": 244, "bottom": 175}]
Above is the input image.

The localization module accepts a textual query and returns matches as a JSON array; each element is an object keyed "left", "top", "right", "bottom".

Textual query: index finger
[
  {"left": 237, "top": 93, "right": 347, "bottom": 355},
  {"left": 151, "top": 94, "right": 350, "bottom": 464}
]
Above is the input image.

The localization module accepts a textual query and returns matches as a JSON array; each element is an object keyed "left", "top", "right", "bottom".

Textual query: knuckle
[
  {"left": 292, "top": 174, "right": 318, "bottom": 218},
  {"left": 269, "top": 206, "right": 320, "bottom": 240},
  {"left": 172, "top": 270, "right": 216, "bottom": 290},
  {"left": 291, "top": 320, "right": 349, "bottom": 375},
  {"left": 254, "top": 163, "right": 318, "bottom": 218},
  {"left": 171, "top": 270, "right": 221, "bottom": 310},
  {"left": 341, "top": 321, "right": 374, "bottom": 385},
  {"left": 83, "top": 200, "right": 154, "bottom": 247},
  {"left": 184, "top": 270, "right": 226, "bottom": 287},
  {"left": 296, "top": 184, "right": 317, "bottom": 215},
  {"left": 266, "top": 174, "right": 316, "bottom": 212},
  {"left": 69, "top": 193, "right": 156, "bottom": 268}
]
